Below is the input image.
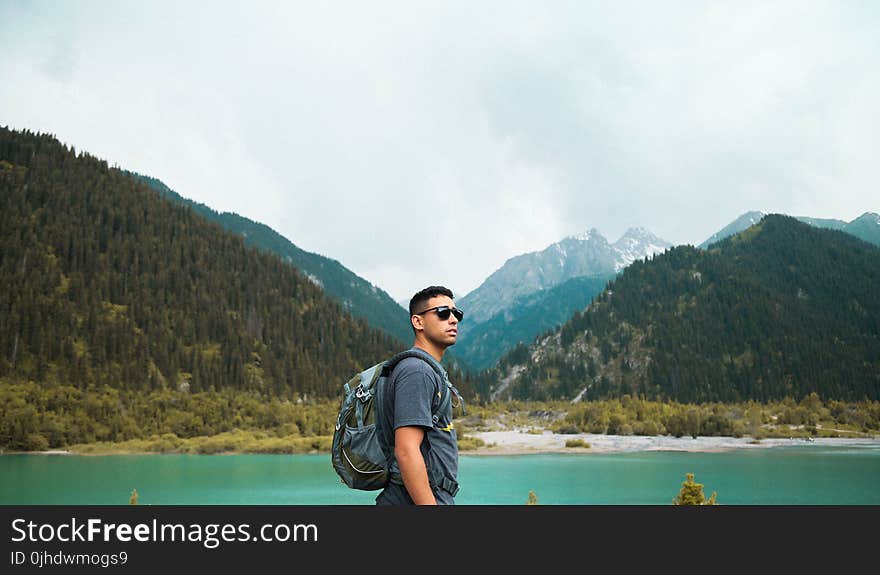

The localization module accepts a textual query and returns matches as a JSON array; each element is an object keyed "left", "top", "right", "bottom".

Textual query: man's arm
[{"left": 394, "top": 426, "right": 437, "bottom": 505}]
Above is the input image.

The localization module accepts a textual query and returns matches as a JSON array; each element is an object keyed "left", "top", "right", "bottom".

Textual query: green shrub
[
  {"left": 24, "top": 433, "right": 49, "bottom": 452},
  {"left": 457, "top": 436, "right": 486, "bottom": 451},
  {"left": 565, "top": 438, "right": 590, "bottom": 448}
]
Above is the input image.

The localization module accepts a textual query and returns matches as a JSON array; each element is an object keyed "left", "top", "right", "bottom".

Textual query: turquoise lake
[{"left": 2, "top": 445, "right": 878, "bottom": 505}]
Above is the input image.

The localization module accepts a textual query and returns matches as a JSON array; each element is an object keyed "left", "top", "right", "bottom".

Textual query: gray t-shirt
[{"left": 375, "top": 349, "right": 459, "bottom": 505}]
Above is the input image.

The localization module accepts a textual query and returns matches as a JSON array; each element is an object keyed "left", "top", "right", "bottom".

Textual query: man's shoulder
[
  {"left": 391, "top": 348, "right": 445, "bottom": 385},
  {"left": 390, "top": 352, "right": 443, "bottom": 382}
]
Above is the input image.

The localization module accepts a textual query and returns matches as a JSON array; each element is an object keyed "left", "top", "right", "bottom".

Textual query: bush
[
  {"left": 290, "top": 435, "right": 332, "bottom": 453},
  {"left": 457, "top": 436, "right": 486, "bottom": 451},
  {"left": 147, "top": 433, "right": 184, "bottom": 453},
  {"left": 631, "top": 420, "right": 664, "bottom": 436},
  {"left": 565, "top": 438, "right": 590, "bottom": 448},
  {"left": 24, "top": 433, "right": 49, "bottom": 452}
]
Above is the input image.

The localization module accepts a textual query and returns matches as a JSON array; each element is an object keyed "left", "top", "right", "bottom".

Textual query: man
[{"left": 375, "top": 285, "right": 464, "bottom": 505}]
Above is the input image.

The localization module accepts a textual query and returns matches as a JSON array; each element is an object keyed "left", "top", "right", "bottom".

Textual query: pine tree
[{"left": 672, "top": 472, "right": 717, "bottom": 505}]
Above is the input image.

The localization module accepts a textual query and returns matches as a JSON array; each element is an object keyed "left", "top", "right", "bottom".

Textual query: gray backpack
[{"left": 331, "top": 349, "right": 455, "bottom": 491}]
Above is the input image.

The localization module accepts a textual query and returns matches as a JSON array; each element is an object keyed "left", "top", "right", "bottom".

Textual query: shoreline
[
  {"left": 7, "top": 431, "right": 879, "bottom": 457},
  {"left": 463, "top": 430, "right": 880, "bottom": 456}
]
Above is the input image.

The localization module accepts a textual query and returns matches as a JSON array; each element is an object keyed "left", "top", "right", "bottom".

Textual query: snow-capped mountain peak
[
  {"left": 458, "top": 225, "right": 672, "bottom": 324},
  {"left": 572, "top": 228, "right": 602, "bottom": 242},
  {"left": 612, "top": 227, "right": 673, "bottom": 270}
]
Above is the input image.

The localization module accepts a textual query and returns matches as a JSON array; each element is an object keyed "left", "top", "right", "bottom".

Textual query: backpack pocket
[{"left": 340, "top": 423, "right": 388, "bottom": 490}]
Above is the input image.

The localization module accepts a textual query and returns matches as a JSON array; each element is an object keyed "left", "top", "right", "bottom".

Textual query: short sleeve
[{"left": 392, "top": 361, "right": 437, "bottom": 430}]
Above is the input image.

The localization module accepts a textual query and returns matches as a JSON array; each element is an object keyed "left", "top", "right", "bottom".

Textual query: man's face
[{"left": 412, "top": 295, "right": 460, "bottom": 347}]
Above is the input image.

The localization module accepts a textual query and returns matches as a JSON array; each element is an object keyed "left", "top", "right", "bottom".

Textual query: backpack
[{"left": 331, "top": 348, "right": 456, "bottom": 491}]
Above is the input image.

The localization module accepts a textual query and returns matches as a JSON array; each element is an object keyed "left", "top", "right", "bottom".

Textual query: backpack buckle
[{"left": 435, "top": 476, "right": 460, "bottom": 497}]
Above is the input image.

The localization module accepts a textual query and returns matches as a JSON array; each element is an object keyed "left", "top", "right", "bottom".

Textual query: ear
[{"left": 411, "top": 314, "right": 424, "bottom": 332}]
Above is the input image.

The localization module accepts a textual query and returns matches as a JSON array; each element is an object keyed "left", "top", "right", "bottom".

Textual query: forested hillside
[
  {"left": 481, "top": 215, "right": 880, "bottom": 403},
  {"left": 455, "top": 273, "right": 614, "bottom": 370},
  {"left": 0, "top": 127, "right": 401, "bottom": 398},
  {"left": 132, "top": 173, "right": 414, "bottom": 346}
]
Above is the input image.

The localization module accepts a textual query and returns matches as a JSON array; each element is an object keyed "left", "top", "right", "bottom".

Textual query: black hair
[{"left": 409, "top": 285, "right": 454, "bottom": 317}]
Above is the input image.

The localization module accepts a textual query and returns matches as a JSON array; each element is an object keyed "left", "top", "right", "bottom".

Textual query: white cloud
[{"left": 2, "top": 0, "right": 877, "bottom": 301}]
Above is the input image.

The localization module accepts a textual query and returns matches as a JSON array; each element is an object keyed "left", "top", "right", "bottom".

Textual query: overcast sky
[{"left": 2, "top": 1, "right": 878, "bottom": 303}]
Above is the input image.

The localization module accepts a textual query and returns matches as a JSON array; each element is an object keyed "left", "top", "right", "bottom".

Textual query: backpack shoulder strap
[
  {"left": 383, "top": 348, "right": 450, "bottom": 419},
  {"left": 384, "top": 348, "right": 445, "bottom": 378}
]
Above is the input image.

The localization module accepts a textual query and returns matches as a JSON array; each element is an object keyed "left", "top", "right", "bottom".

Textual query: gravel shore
[{"left": 465, "top": 429, "right": 880, "bottom": 455}]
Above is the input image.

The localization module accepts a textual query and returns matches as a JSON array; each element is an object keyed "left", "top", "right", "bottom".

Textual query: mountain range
[
  {"left": 106, "top": 173, "right": 880, "bottom": 379},
  {"left": 453, "top": 211, "right": 878, "bottom": 371},
  {"left": 458, "top": 227, "right": 672, "bottom": 325},
  {"left": 452, "top": 228, "right": 670, "bottom": 370},
  {"left": 478, "top": 215, "right": 880, "bottom": 402},
  {"left": 3, "top": 126, "right": 877, "bottom": 407}
]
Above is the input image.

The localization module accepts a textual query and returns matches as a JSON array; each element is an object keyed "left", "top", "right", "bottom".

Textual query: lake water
[{"left": 2, "top": 445, "right": 879, "bottom": 505}]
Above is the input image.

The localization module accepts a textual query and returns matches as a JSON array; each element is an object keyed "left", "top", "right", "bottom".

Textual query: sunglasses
[{"left": 415, "top": 305, "right": 464, "bottom": 322}]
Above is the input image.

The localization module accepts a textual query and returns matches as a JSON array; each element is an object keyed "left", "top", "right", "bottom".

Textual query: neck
[{"left": 413, "top": 339, "right": 445, "bottom": 362}]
